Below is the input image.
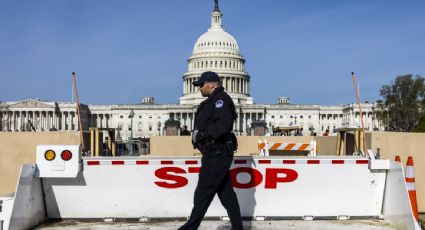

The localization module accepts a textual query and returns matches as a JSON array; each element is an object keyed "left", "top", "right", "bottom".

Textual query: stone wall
[{"left": 0, "top": 132, "right": 79, "bottom": 195}]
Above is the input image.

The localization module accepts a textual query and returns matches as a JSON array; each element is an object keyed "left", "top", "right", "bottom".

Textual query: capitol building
[{"left": 0, "top": 2, "right": 381, "bottom": 140}]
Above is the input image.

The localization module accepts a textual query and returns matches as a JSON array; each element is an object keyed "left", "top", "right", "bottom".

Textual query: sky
[{"left": 1, "top": 0, "right": 424, "bottom": 106}]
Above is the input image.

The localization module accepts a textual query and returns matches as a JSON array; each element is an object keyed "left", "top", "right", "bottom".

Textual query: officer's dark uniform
[{"left": 179, "top": 83, "right": 243, "bottom": 230}]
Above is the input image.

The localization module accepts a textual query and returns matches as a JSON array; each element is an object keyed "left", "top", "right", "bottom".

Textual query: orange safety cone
[
  {"left": 394, "top": 155, "right": 401, "bottom": 162},
  {"left": 258, "top": 139, "right": 265, "bottom": 156},
  {"left": 405, "top": 156, "right": 419, "bottom": 222}
]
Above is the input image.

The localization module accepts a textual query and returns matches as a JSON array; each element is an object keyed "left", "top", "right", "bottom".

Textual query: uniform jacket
[{"left": 194, "top": 86, "right": 237, "bottom": 147}]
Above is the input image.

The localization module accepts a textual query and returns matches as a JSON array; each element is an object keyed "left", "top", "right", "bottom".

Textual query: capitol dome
[
  {"left": 180, "top": 1, "right": 253, "bottom": 105},
  {"left": 192, "top": 28, "right": 240, "bottom": 56}
]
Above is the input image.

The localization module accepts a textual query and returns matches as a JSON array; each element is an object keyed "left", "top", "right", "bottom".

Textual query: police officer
[{"left": 179, "top": 71, "right": 243, "bottom": 230}]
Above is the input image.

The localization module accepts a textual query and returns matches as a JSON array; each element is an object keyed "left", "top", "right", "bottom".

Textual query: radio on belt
[{"left": 36, "top": 145, "right": 81, "bottom": 178}]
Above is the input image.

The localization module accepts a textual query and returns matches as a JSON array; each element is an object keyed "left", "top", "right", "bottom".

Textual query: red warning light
[{"left": 61, "top": 150, "right": 73, "bottom": 161}]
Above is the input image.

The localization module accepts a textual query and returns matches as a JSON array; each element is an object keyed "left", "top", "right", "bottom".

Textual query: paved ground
[{"left": 35, "top": 219, "right": 400, "bottom": 230}]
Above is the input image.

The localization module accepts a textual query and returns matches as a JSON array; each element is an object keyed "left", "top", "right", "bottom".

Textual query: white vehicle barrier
[
  {"left": 0, "top": 145, "right": 421, "bottom": 230},
  {"left": 258, "top": 139, "right": 317, "bottom": 156}
]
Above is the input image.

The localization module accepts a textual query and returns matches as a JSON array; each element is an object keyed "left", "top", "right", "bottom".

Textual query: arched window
[
  {"left": 215, "top": 60, "right": 217, "bottom": 67},
  {"left": 220, "top": 61, "right": 223, "bottom": 68},
  {"left": 224, "top": 61, "right": 227, "bottom": 68}
]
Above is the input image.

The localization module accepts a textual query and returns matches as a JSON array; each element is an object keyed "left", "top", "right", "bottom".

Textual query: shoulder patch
[{"left": 215, "top": 100, "right": 224, "bottom": 108}]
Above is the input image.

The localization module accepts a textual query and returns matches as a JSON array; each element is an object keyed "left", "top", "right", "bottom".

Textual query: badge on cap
[{"left": 215, "top": 100, "right": 224, "bottom": 108}]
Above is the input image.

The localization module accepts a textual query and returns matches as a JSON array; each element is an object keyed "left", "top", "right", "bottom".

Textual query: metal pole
[
  {"left": 129, "top": 109, "right": 134, "bottom": 156},
  {"left": 351, "top": 72, "right": 367, "bottom": 154},
  {"left": 72, "top": 72, "right": 86, "bottom": 153},
  {"left": 130, "top": 117, "right": 133, "bottom": 156}
]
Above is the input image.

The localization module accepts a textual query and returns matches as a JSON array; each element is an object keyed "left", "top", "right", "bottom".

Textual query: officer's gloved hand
[
  {"left": 192, "top": 130, "right": 198, "bottom": 146},
  {"left": 195, "top": 130, "right": 205, "bottom": 143}
]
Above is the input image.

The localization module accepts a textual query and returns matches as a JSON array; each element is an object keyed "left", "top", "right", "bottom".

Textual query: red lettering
[
  {"left": 265, "top": 168, "right": 298, "bottom": 189},
  {"left": 230, "top": 167, "right": 263, "bottom": 189},
  {"left": 153, "top": 166, "right": 299, "bottom": 189},
  {"left": 154, "top": 167, "right": 188, "bottom": 189}
]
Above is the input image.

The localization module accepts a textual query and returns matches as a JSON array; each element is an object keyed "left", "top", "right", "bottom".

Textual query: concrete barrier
[
  {"left": 3, "top": 154, "right": 420, "bottom": 229},
  {"left": 369, "top": 132, "right": 425, "bottom": 215},
  {"left": 0, "top": 131, "right": 424, "bottom": 212}
]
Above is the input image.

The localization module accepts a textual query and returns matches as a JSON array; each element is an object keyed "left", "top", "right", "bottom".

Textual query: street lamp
[
  {"left": 129, "top": 109, "right": 135, "bottom": 155},
  {"left": 129, "top": 109, "right": 135, "bottom": 140},
  {"left": 269, "top": 122, "right": 273, "bottom": 136},
  {"left": 157, "top": 121, "right": 161, "bottom": 136}
]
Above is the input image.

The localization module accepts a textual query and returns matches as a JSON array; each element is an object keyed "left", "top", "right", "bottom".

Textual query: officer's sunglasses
[{"left": 198, "top": 81, "right": 211, "bottom": 88}]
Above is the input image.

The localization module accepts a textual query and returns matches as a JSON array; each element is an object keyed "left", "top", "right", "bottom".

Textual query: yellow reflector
[{"left": 45, "top": 150, "right": 56, "bottom": 161}]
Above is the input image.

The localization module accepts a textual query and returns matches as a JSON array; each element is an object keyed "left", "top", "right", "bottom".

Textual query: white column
[
  {"left": 38, "top": 111, "right": 41, "bottom": 131},
  {"left": 40, "top": 111, "right": 44, "bottom": 131},
  {"left": 18, "top": 111, "right": 21, "bottom": 131},
  {"left": 187, "top": 113, "right": 190, "bottom": 127},
  {"left": 244, "top": 80, "right": 246, "bottom": 94},
  {"left": 10, "top": 112, "right": 14, "bottom": 131},
  {"left": 59, "top": 113, "right": 63, "bottom": 130},
  {"left": 48, "top": 112, "right": 51, "bottom": 130},
  {"left": 44, "top": 111, "right": 48, "bottom": 131},
  {"left": 57, "top": 113, "right": 60, "bottom": 130},
  {"left": 3, "top": 112, "right": 6, "bottom": 131},
  {"left": 71, "top": 112, "right": 75, "bottom": 130},
  {"left": 72, "top": 112, "right": 76, "bottom": 130},
  {"left": 98, "top": 114, "right": 101, "bottom": 128},
  {"left": 38, "top": 111, "right": 42, "bottom": 131},
  {"left": 242, "top": 113, "right": 246, "bottom": 134},
  {"left": 101, "top": 114, "right": 105, "bottom": 128},
  {"left": 53, "top": 112, "right": 57, "bottom": 130},
  {"left": 11, "top": 112, "right": 14, "bottom": 131},
  {"left": 64, "top": 112, "right": 68, "bottom": 130},
  {"left": 109, "top": 114, "right": 113, "bottom": 128}
]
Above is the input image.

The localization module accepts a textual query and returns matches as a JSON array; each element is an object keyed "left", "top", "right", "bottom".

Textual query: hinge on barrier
[
  {"left": 139, "top": 217, "right": 149, "bottom": 222},
  {"left": 367, "top": 150, "right": 390, "bottom": 170},
  {"left": 103, "top": 217, "right": 115, "bottom": 222},
  {"left": 337, "top": 215, "right": 349, "bottom": 220},
  {"left": 303, "top": 215, "right": 314, "bottom": 221}
]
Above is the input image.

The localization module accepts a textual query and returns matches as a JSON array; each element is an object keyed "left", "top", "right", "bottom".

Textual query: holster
[{"left": 225, "top": 140, "right": 234, "bottom": 156}]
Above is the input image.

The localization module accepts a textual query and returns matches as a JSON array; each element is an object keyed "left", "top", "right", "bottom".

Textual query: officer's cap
[{"left": 193, "top": 71, "right": 220, "bottom": 86}]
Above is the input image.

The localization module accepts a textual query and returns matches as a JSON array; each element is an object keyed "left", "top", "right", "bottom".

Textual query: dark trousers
[{"left": 179, "top": 150, "right": 243, "bottom": 230}]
